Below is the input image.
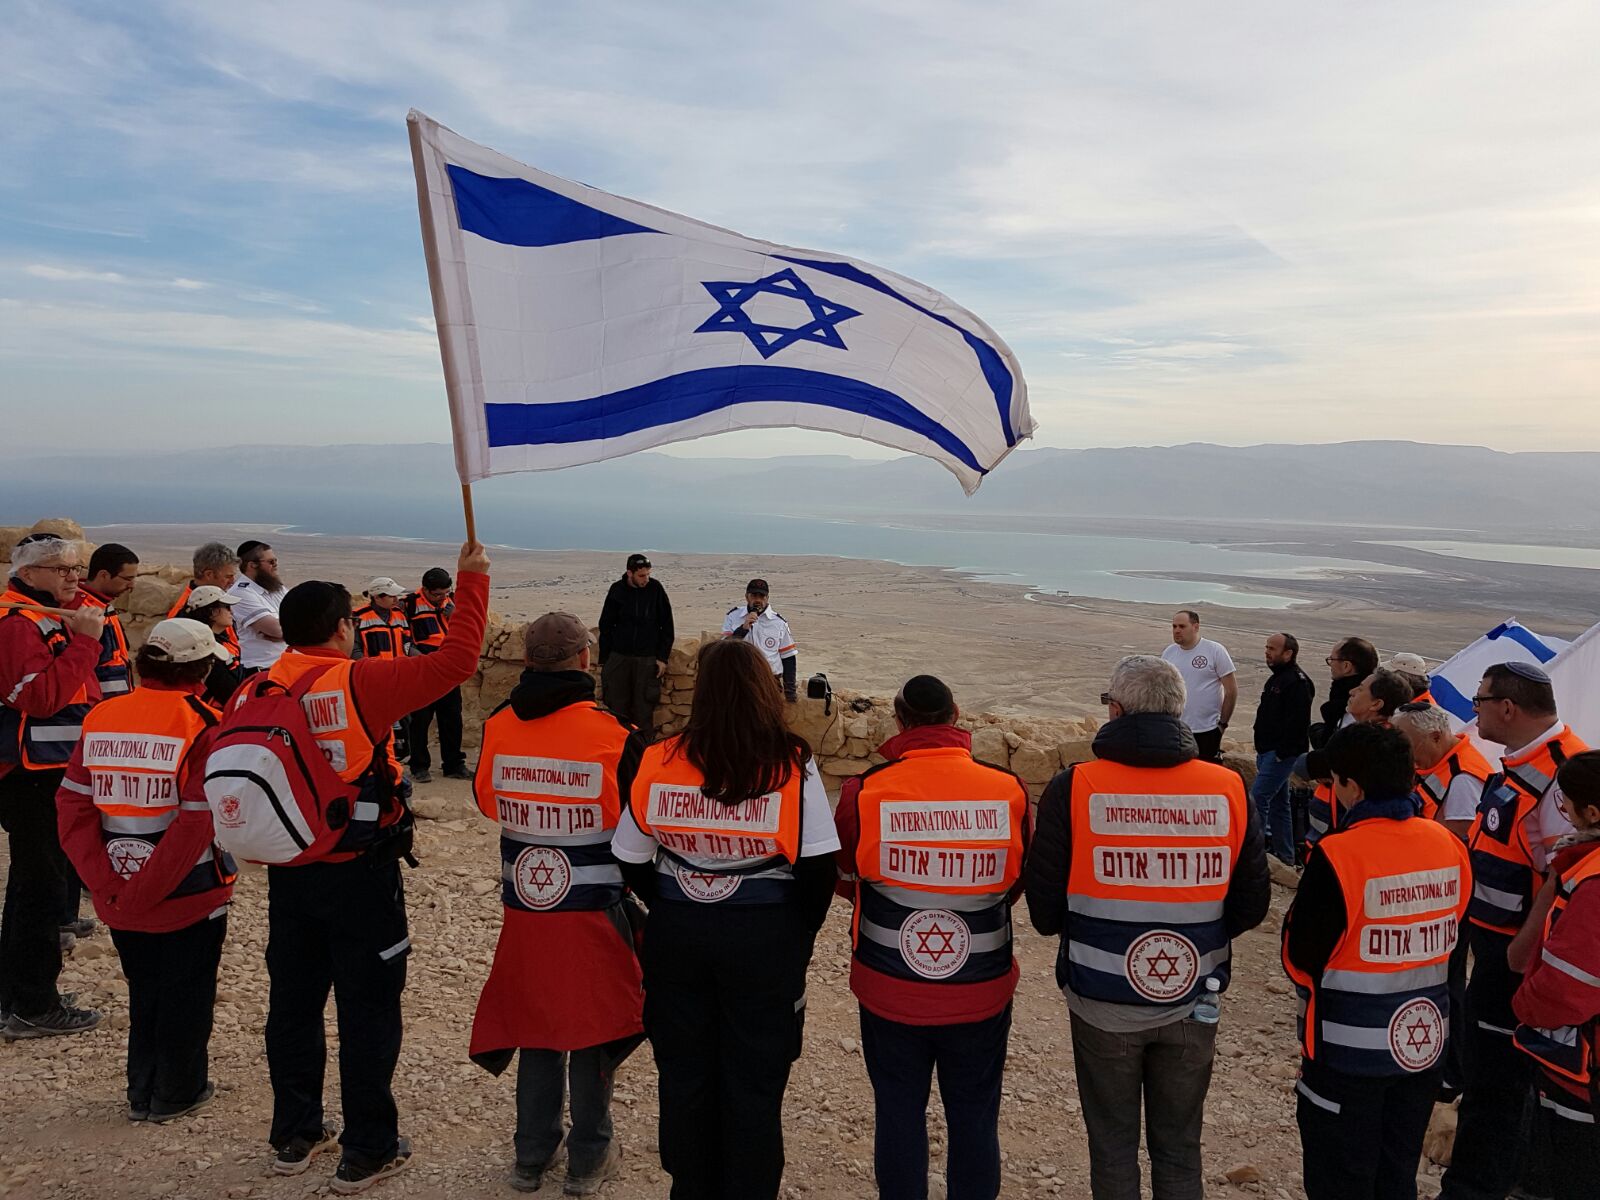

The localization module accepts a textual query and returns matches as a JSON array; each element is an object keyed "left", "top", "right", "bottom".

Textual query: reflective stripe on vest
[
  {"left": 476, "top": 700, "right": 628, "bottom": 913},
  {"left": 1414, "top": 737, "right": 1493, "bottom": 823},
  {"left": 408, "top": 593, "right": 453, "bottom": 651},
  {"left": 262, "top": 651, "right": 398, "bottom": 853},
  {"left": 1514, "top": 846, "right": 1600, "bottom": 1087},
  {"left": 851, "top": 747, "right": 1028, "bottom": 985},
  {"left": 1468, "top": 728, "right": 1588, "bottom": 934},
  {"left": 1064, "top": 757, "right": 1248, "bottom": 1007},
  {"left": 353, "top": 605, "right": 410, "bottom": 660},
  {"left": 80, "top": 688, "right": 235, "bottom": 899},
  {"left": 0, "top": 589, "right": 92, "bottom": 769},
  {"left": 1287, "top": 813, "right": 1469, "bottom": 1076},
  {"left": 78, "top": 592, "right": 132, "bottom": 698},
  {"left": 631, "top": 736, "right": 803, "bottom": 905},
  {"left": 1307, "top": 782, "right": 1334, "bottom": 845}
]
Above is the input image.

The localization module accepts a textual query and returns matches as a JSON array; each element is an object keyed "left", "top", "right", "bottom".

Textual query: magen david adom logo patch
[
  {"left": 512, "top": 846, "right": 572, "bottom": 910},
  {"left": 1125, "top": 930, "right": 1200, "bottom": 1002},
  {"left": 898, "top": 908, "right": 972, "bottom": 979},
  {"left": 1388, "top": 997, "right": 1444, "bottom": 1072}
]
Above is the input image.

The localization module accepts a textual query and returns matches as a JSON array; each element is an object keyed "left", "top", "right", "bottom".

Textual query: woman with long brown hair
[{"left": 612, "top": 637, "right": 839, "bottom": 1200}]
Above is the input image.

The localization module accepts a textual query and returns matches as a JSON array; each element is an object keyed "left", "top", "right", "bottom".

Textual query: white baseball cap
[
  {"left": 145, "top": 618, "right": 231, "bottom": 663},
  {"left": 1381, "top": 652, "right": 1429, "bottom": 676},
  {"left": 186, "top": 585, "right": 238, "bottom": 608},
  {"left": 364, "top": 577, "right": 404, "bottom": 598}
]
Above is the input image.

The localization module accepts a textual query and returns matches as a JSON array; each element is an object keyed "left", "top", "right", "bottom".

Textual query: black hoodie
[{"left": 1024, "top": 712, "right": 1272, "bottom": 948}]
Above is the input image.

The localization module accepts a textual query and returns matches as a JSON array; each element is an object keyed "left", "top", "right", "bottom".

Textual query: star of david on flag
[{"left": 407, "top": 110, "right": 1034, "bottom": 493}]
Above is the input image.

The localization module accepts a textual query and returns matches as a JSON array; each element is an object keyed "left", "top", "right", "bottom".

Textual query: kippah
[
  {"left": 1502, "top": 661, "right": 1551, "bottom": 684},
  {"left": 898, "top": 674, "right": 953, "bottom": 716}
]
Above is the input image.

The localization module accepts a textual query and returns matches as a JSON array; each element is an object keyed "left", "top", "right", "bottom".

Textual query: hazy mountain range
[{"left": 2, "top": 440, "right": 1594, "bottom": 537}]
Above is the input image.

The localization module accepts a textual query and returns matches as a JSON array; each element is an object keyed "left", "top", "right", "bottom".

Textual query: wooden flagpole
[
  {"left": 408, "top": 110, "right": 482, "bottom": 547},
  {"left": 0, "top": 602, "right": 76, "bottom": 618}
]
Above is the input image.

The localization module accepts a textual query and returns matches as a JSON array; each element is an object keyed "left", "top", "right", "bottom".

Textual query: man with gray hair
[
  {"left": 1025, "top": 654, "right": 1269, "bottom": 1200},
  {"left": 168, "top": 542, "right": 241, "bottom": 659},
  {"left": 0, "top": 535, "right": 107, "bottom": 1038}
]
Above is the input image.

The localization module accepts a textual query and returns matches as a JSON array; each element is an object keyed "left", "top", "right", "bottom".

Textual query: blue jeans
[{"left": 1252, "top": 751, "right": 1297, "bottom": 862}]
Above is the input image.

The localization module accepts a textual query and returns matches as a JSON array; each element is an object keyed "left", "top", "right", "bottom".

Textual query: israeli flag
[
  {"left": 407, "top": 111, "right": 1033, "bottom": 493},
  {"left": 1429, "top": 619, "right": 1570, "bottom": 728}
]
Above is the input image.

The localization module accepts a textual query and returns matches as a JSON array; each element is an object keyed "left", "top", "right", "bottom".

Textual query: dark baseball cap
[
  {"left": 626, "top": 553, "right": 651, "bottom": 570},
  {"left": 745, "top": 578, "right": 769, "bottom": 595},
  {"left": 524, "top": 611, "right": 592, "bottom": 666}
]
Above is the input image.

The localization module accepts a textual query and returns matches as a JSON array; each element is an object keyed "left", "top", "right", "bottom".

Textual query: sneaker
[
  {"left": 564, "top": 1142, "right": 621, "bottom": 1196},
  {"left": 1, "top": 1001, "right": 103, "bottom": 1040},
  {"left": 442, "top": 766, "right": 473, "bottom": 781},
  {"left": 272, "top": 1123, "right": 339, "bottom": 1176},
  {"left": 128, "top": 1103, "right": 150, "bottom": 1122},
  {"left": 411, "top": 769, "right": 433, "bottom": 783},
  {"left": 331, "top": 1137, "right": 413, "bottom": 1195},
  {"left": 60, "top": 917, "right": 96, "bottom": 938},
  {"left": 149, "top": 1080, "right": 215, "bottom": 1123},
  {"left": 511, "top": 1138, "right": 566, "bottom": 1193}
]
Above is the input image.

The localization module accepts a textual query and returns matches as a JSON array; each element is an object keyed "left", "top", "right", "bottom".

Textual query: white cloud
[{"left": 26, "top": 264, "right": 127, "bottom": 283}]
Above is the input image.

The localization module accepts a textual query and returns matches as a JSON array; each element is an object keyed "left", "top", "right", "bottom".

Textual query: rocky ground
[{"left": 0, "top": 777, "right": 1454, "bottom": 1200}]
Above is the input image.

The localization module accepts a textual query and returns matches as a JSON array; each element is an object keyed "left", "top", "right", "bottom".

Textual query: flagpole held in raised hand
[{"left": 460, "top": 483, "right": 477, "bottom": 545}]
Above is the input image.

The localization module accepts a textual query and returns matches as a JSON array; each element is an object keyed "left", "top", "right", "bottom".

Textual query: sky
[{"left": 4, "top": 0, "right": 1598, "bottom": 458}]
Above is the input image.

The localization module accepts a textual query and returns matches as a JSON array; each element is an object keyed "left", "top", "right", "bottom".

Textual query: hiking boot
[
  {"left": 442, "top": 766, "right": 473, "bottom": 781},
  {"left": 411, "top": 769, "right": 433, "bottom": 783},
  {"left": 511, "top": 1138, "right": 566, "bottom": 1193},
  {"left": 331, "top": 1137, "right": 413, "bottom": 1194},
  {"left": 272, "top": 1123, "right": 339, "bottom": 1176},
  {"left": 1, "top": 1001, "right": 102, "bottom": 1040},
  {"left": 149, "top": 1081, "right": 215, "bottom": 1123},
  {"left": 59, "top": 930, "right": 76, "bottom": 953},
  {"left": 564, "top": 1142, "right": 621, "bottom": 1196},
  {"left": 128, "top": 1102, "right": 150, "bottom": 1122},
  {"left": 60, "top": 917, "right": 97, "bottom": 938}
]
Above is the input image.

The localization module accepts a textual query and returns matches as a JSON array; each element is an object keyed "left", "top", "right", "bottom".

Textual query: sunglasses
[{"left": 1100, "top": 692, "right": 1113, "bottom": 705}]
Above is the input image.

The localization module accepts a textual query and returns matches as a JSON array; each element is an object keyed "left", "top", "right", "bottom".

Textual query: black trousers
[
  {"left": 642, "top": 901, "right": 809, "bottom": 1200},
  {"left": 1543, "top": 1090, "right": 1600, "bottom": 1200},
  {"left": 1296, "top": 1057, "right": 1440, "bottom": 1200},
  {"left": 859, "top": 1004, "right": 1011, "bottom": 1200},
  {"left": 600, "top": 654, "right": 660, "bottom": 738},
  {"left": 1192, "top": 728, "right": 1223, "bottom": 763},
  {"left": 408, "top": 686, "right": 463, "bottom": 774},
  {"left": 1441, "top": 927, "right": 1471, "bottom": 1100},
  {"left": 1441, "top": 927, "right": 1538, "bottom": 1200},
  {"left": 0, "top": 768, "right": 67, "bottom": 1016},
  {"left": 1069, "top": 1012, "right": 1216, "bottom": 1200},
  {"left": 516, "top": 1046, "right": 616, "bottom": 1176},
  {"left": 110, "top": 915, "right": 226, "bottom": 1112},
  {"left": 61, "top": 861, "right": 84, "bottom": 925},
  {"left": 265, "top": 858, "right": 410, "bottom": 1167}
]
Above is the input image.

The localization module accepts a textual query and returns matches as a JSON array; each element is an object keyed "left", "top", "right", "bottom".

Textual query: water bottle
[{"left": 1191, "top": 977, "right": 1222, "bottom": 1025}]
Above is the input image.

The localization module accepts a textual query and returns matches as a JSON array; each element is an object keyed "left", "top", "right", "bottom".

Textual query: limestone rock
[
  {"left": 411, "top": 791, "right": 469, "bottom": 822},
  {"left": 970, "top": 725, "right": 1010, "bottom": 769},
  {"left": 123, "top": 577, "right": 182, "bottom": 619},
  {"left": 1219, "top": 750, "right": 1257, "bottom": 790},
  {"left": 156, "top": 565, "right": 190, "bottom": 586},
  {"left": 27, "top": 517, "right": 85, "bottom": 541},
  {"left": 1057, "top": 738, "right": 1096, "bottom": 767},
  {"left": 1222, "top": 1163, "right": 1262, "bottom": 1184},
  {"left": 1009, "top": 741, "right": 1060, "bottom": 785},
  {"left": 0, "top": 526, "right": 27, "bottom": 563},
  {"left": 1423, "top": 1100, "right": 1458, "bottom": 1166}
]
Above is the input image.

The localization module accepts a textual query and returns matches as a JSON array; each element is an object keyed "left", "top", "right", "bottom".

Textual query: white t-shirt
[
  {"left": 229, "top": 576, "right": 287, "bottom": 670},
  {"left": 720, "top": 606, "right": 797, "bottom": 675},
  {"left": 1440, "top": 773, "right": 1487, "bottom": 823},
  {"left": 1161, "top": 638, "right": 1236, "bottom": 734},
  {"left": 1503, "top": 722, "right": 1575, "bottom": 873},
  {"left": 611, "top": 757, "right": 840, "bottom": 863}
]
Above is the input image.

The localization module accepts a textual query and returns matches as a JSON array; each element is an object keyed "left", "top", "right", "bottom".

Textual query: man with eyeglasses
[
  {"left": 1440, "top": 662, "right": 1589, "bottom": 1200},
  {"left": 0, "top": 534, "right": 107, "bottom": 1039},
  {"left": 229, "top": 540, "right": 288, "bottom": 671}
]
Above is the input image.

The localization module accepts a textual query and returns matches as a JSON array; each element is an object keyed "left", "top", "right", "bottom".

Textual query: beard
[{"left": 255, "top": 568, "right": 284, "bottom": 593}]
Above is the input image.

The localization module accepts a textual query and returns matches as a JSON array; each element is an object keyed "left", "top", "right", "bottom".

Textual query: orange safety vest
[
  {"left": 475, "top": 700, "right": 630, "bottom": 912},
  {"left": 168, "top": 583, "right": 242, "bottom": 659},
  {"left": 260, "top": 650, "right": 402, "bottom": 854},
  {"left": 77, "top": 589, "right": 133, "bottom": 698},
  {"left": 1514, "top": 845, "right": 1600, "bottom": 1095},
  {"left": 353, "top": 603, "right": 412, "bottom": 661},
  {"left": 1414, "top": 735, "right": 1493, "bottom": 822},
  {"left": 77, "top": 688, "right": 235, "bottom": 896},
  {"left": 0, "top": 588, "right": 93, "bottom": 770},
  {"left": 1468, "top": 726, "right": 1590, "bottom": 935},
  {"left": 630, "top": 735, "right": 804, "bottom": 904},
  {"left": 848, "top": 747, "right": 1027, "bottom": 984},
  {"left": 1285, "top": 808, "right": 1469, "bottom": 1076},
  {"left": 1065, "top": 757, "right": 1249, "bottom": 1007},
  {"left": 407, "top": 591, "right": 453, "bottom": 652}
]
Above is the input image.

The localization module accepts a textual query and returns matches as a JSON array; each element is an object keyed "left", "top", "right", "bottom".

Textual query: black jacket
[
  {"left": 1253, "top": 661, "right": 1316, "bottom": 756},
  {"left": 1024, "top": 712, "right": 1272, "bottom": 947},
  {"left": 1309, "top": 675, "right": 1359, "bottom": 749},
  {"left": 597, "top": 577, "right": 674, "bottom": 664}
]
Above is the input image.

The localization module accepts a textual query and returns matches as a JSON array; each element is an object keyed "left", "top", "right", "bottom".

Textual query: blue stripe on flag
[
  {"left": 1488, "top": 622, "right": 1558, "bottom": 663},
  {"left": 776, "top": 255, "right": 1019, "bottom": 447},
  {"left": 446, "top": 165, "right": 658, "bottom": 247},
  {"left": 1430, "top": 674, "right": 1476, "bottom": 724},
  {"left": 484, "top": 366, "right": 985, "bottom": 474}
]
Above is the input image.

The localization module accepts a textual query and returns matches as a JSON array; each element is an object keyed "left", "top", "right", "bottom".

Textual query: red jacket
[
  {"left": 281, "top": 569, "right": 489, "bottom": 740},
  {"left": 834, "top": 724, "right": 1031, "bottom": 1025},
  {"left": 1514, "top": 836, "right": 1600, "bottom": 1102},
  {"left": 0, "top": 582, "right": 102, "bottom": 781},
  {"left": 56, "top": 681, "right": 233, "bottom": 933}
]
